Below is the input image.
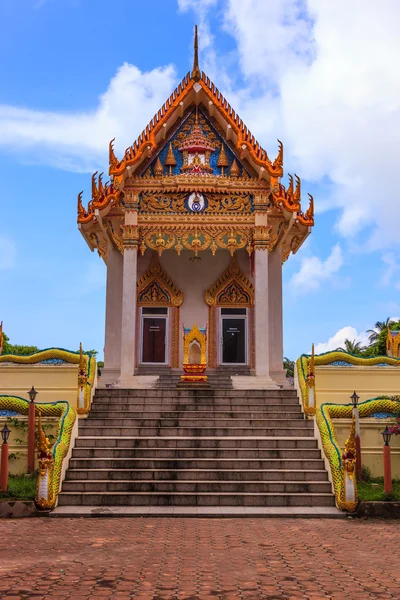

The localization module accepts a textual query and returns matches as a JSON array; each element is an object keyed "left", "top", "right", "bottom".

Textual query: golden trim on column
[{"left": 172, "top": 307, "right": 180, "bottom": 368}]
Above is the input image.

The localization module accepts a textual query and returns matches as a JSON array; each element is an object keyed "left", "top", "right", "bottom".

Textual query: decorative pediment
[
  {"left": 205, "top": 257, "right": 254, "bottom": 307},
  {"left": 144, "top": 107, "right": 250, "bottom": 180},
  {"left": 137, "top": 254, "right": 184, "bottom": 307}
]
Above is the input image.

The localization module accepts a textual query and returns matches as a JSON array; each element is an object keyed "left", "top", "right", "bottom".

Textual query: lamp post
[
  {"left": 381, "top": 426, "right": 392, "bottom": 495},
  {"left": 27, "top": 386, "right": 38, "bottom": 474},
  {"left": 350, "top": 391, "right": 362, "bottom": 480},
  {"left": 0, "top": 423, "right": 11, "bottom": 492}
]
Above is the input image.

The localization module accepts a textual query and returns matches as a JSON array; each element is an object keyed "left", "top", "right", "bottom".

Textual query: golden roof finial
[
  {"left": 164, "top": 143, "right": 177, "bottom": 175},
  {"left": 109, "top": 138, "right": 118, "bottom": 169},
  {"left": 91, "top": 171, "right": 98, "bottom": 200},
  {"left": 191, "top": 24, "right": 201, "bottom": 82},
  {"left": 77, "top": 191, "right": 86, "bottom": 219},
  {"left": 305, "top": 194, "right": 314, "bottom": 221},
  {"left": 293, "top": 174, "right": 301, "bottom": 202},
  {"left": 273, "top": 139, "right": 283, "bottom": 169}
]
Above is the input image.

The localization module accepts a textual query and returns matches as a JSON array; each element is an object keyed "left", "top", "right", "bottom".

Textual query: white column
[
  {"left": 103, "top": 244, "right": 123, "bottom": 374},
  {"left": 268, "top": 245, "right": 286, "bottom": 384},
  {"left": 254, "top": 249, "right": 274, "bottom": 382},
  {"left": 120, "top": 246, "right": 138, "bottom": 379}
]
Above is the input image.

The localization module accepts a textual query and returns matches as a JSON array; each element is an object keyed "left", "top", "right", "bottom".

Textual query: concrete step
[
  {"left": 82, "top": 418, "right": 311, "bottom": 428},
  {"left": 65, "top": 468, "right": 329, "bottom": 482},
  {"left": 88, "top": 409, "right": 304, "bottom": 418},
  {"left": 75, "top": 436, "right": 318, "bottom": 449},
  {"left": 61, "top": 480, "right": 333, "bottom": 494},
  {"left": 51, "top": 505, "right": 343, "bottom": 518},
  {"left": 58, "top": 491, "right": 335, "bottom": 507},
  {"left": 90, "top": 402, "right": 303, "bottom": 411},
  {"left": 68, "top": 457, "right": 325, "bottom": 470},
  {"left": 94, "top": 390, "right": 299, "bottom": 399},
  {"left": 71, "top": 447, "right": 322, "bottom": 459},
  {"left": 79, "top": 426, "right": 314, "bottom": 437}
]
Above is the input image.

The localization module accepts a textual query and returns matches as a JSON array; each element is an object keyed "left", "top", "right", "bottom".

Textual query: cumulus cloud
[
  {"left": 315, "top": 326, "right": 370, "bottom": 354},
  {"left": 181, "top": 0, "right": 400, "bottom": 249},
  {"left": 0, "top": 63, "right": 177, "bottom": 172},
  {"left": 0, "top": 236, "right": 16, "bottom": 270},
  {"left": 290, "top": 244, "right": 343, "bottom": 293}
]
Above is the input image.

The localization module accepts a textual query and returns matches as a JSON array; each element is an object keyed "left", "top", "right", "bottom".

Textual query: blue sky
[{"left": 1, "top": 0, "right": 400, "bottom": 359}]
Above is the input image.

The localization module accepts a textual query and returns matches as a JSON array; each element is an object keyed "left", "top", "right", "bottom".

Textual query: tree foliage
[{"left": 1, "top": 332, "right": 40, "bottom": 356}]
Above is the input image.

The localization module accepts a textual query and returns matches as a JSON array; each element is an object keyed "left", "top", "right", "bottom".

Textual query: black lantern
[
  {"left": 1, "top": 424, "right": 11, "bottom": 444},
  {"left": 350, "top": 391, "right": 359, "bottom": 408},
  {"left": 382, "top": 426, "right": 392, "bottom": 446},
  {"left": 28, "top": 386, "right": 38, "bottom": 403}
]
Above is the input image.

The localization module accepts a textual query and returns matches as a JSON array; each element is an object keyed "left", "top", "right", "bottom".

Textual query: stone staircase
[{"left": 58, "top": 387, "right": 335, "bottom": 510}]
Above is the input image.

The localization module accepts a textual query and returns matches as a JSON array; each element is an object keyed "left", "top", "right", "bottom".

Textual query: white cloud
[
  {"left": 0, "top": 63, "right": 177, "bottom": 172},
  {"left": 182, "top": 0, "right": 400, "bottom": 250},
  {"left": 0, "top": 236, "right": 16, "bottom": 270},
  {"left": 290, "top": 244, "right": 343, "bottom": 293},
  {"left": 315, "top": 326, "right": 370, "bottom": 354},
  {"left": 380, "top": 253, "right": 400, "bottom": 290}
]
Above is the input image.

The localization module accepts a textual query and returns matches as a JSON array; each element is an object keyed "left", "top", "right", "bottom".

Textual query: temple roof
[{"left": 77, "top": 26, "right": 314, "bottom": 261}]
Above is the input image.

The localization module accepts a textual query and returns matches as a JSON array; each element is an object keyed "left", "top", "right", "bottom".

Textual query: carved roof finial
[
  {"left": 192, "top": 25, "right": 201, "bottom": 82},
  {"left": 77, "top": 191, "right": 86, "bottom": 220}
]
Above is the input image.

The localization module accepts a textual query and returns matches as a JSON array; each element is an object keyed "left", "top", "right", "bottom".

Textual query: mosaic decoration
[
  {"left": 139, "top": 191, "right": 253, "bottom": 215},
  {"left": 316, "top": 397, "right": 400, "bottom": 512},
  {"left": 0, "top": 348, "right": 97, "bottom": 416},
  {"left": 0, "top": 395, "right": 76, "bottom": 510},
  {"left": 0, "top": 410, "right": 18, "bottom": 417},
  {"left": 296, "top": 350, "right": 400, "bottom": 416}
]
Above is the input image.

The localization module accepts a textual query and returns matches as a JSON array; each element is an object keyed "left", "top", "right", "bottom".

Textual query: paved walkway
[{"left": 0, "top": 518, "right": 399, "bottom": 599}]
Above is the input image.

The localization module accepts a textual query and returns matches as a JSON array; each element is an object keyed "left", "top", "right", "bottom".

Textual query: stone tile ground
[{"left": 0, "top": 518, "right": 399, "bottom": 599}]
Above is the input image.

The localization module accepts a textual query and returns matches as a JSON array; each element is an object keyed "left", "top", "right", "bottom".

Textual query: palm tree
[
  {"left": 367, "top": 318, "right": 394, "bottom": 344},
  {"left": 343, "top": 339, "right": 364, "bottom": 355}
]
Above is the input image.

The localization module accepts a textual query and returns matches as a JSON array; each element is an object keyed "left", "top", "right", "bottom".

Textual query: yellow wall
[
  {"left": 315, "top": 365, "right": 400, "bottom": 406},
  {"left": 334, "top": 418, "right": 400, "bottom": 478},
  {"left": 315, "top": 365, "right": 400, "bottom": 478},
  {"left": 0, "top": 364, "right": 79, "bottom": 409},
  {"left": 0, "top": 363, "right": 82, "bottom": 475}
]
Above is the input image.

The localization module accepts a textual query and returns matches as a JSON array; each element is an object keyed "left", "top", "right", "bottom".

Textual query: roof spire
[{"left": 191, "top": 24, "right": 201, "bottom": 82}]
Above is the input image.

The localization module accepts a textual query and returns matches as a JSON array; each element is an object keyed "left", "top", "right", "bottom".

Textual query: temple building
[{"left": 77, "top": 28, "right": 314, "bottom": 388}]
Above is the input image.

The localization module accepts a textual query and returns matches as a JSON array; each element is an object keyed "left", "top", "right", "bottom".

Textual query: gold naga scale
[{"left": 77, "top": 27, "right": 314, "bottom": 262}]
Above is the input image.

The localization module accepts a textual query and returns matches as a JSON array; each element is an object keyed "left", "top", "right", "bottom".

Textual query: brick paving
[{"left": 0, "top": 518, "right": 399, "bottom": 599}]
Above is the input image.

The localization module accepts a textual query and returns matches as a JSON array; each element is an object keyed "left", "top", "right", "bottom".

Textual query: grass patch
[
  {"left": 358, "top": 478, "right": 400, "bottom": 501},
  {"left": 0, "top": 473, "right": 37, "bottom": 501}
]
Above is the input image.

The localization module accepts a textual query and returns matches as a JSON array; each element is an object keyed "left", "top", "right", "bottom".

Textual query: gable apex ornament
[{"left": 191, "top": 25, "right": 201, "bottom": 82}]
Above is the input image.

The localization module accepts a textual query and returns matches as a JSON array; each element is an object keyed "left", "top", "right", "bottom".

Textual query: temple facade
[{"left": 77, "top": 28, "right": 314, "bottom": 388}]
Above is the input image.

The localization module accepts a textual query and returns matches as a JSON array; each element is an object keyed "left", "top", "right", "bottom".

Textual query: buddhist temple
[{"left": 77, "top": 27, "right": 314, "bottom": 388}]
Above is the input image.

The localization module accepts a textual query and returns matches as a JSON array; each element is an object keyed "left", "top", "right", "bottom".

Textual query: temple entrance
[
  {"left": 140, "top": 308, "right": 168, "bottom": 364},
  {"left": 220, "top": 308, "right": 247, "bottom": 364}
]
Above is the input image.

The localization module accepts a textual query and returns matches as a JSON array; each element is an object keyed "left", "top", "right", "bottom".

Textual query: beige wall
[
  {"left": 137, "top": 249, "right": 253, "bottom": 365},
  {"left": 0, "top": 364, "right": 79, "bottom": 409}
]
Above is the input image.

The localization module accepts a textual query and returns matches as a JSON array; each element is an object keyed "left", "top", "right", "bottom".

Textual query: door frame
[
  {"left": 219, "top": 308, "right": 248, "bottom": 366},
  {"left": 140, "top": 308, "right": 169, "bottom": 365}
]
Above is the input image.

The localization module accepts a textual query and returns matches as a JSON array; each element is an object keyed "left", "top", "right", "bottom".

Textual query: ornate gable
[
  {"left": 205, "top": 257, "right": 254, "bottom": 307},
  {"left": 137, "top": 254, "right": 184, "bottom": 307},
  {"left": 143, "top": 107, "right": 251, "bottom": 180}
]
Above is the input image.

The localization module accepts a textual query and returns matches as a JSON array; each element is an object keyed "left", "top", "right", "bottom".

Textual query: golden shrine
[{"left": 77, "top": 27, "right": 314, "bottom": 388}]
